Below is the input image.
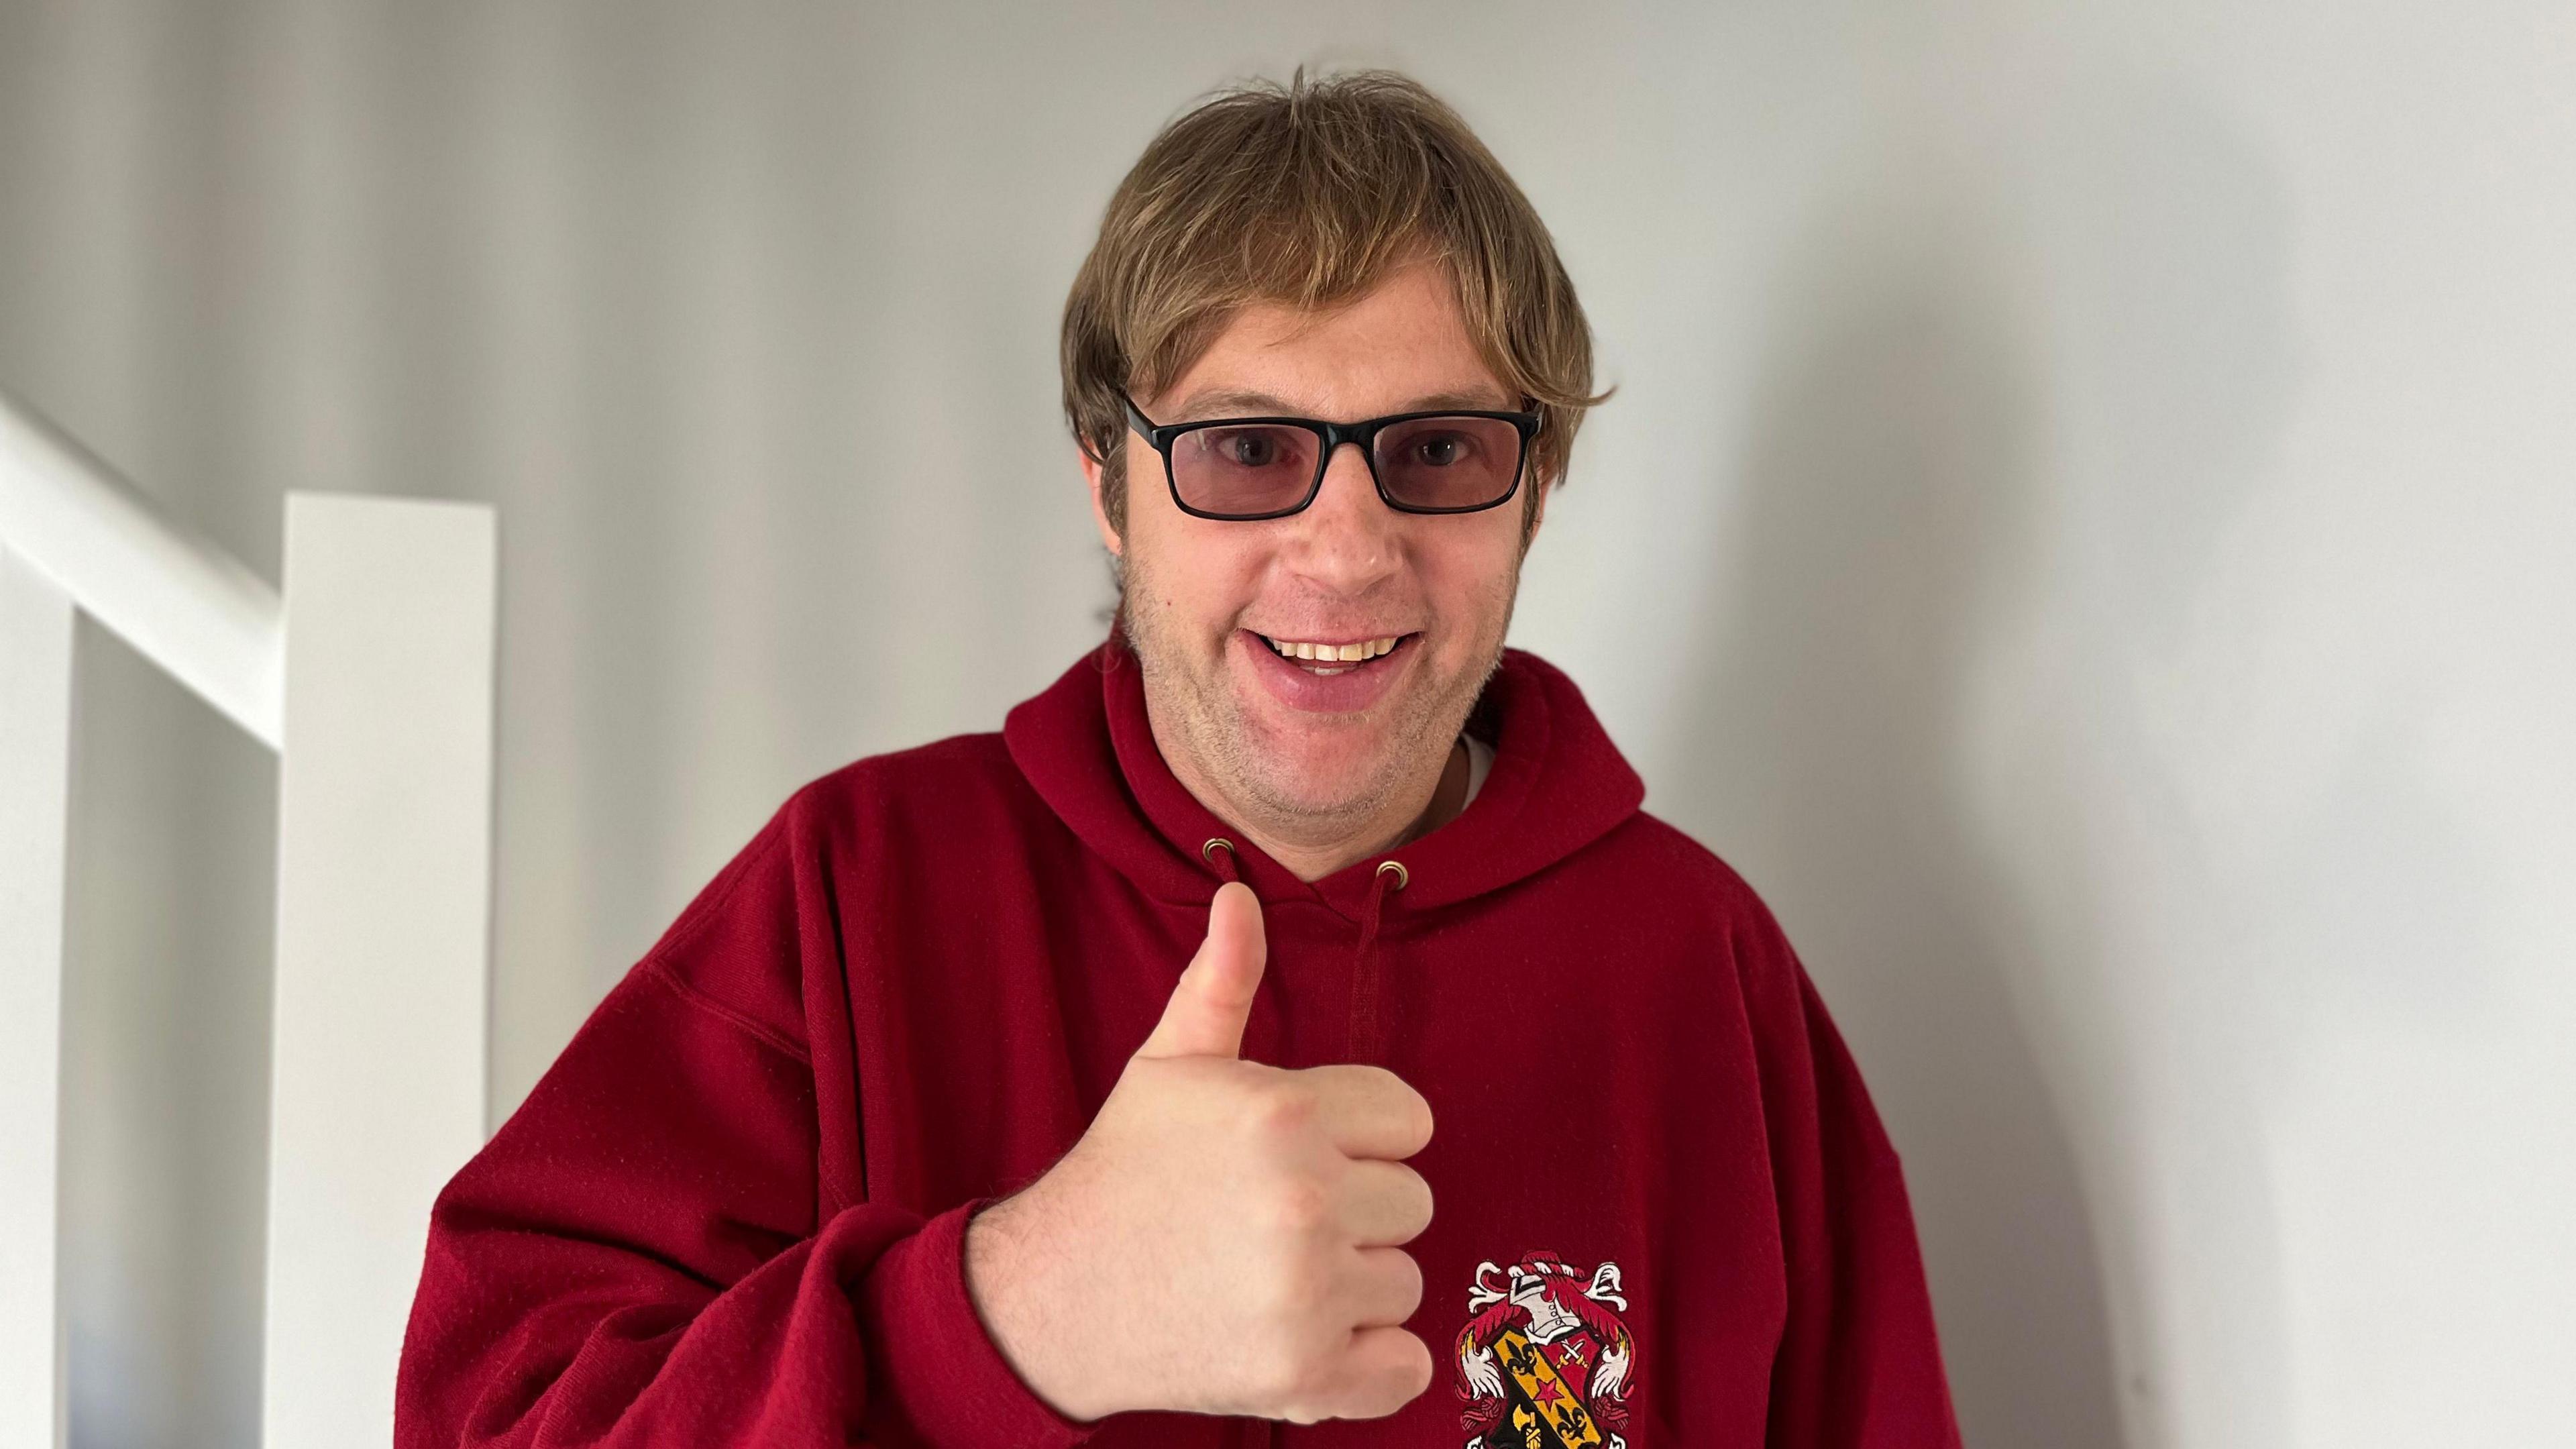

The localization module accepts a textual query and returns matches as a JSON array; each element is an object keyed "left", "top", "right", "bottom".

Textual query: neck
[{"left": 1161, "top": 729, "right": 1472, "bottom": 883}]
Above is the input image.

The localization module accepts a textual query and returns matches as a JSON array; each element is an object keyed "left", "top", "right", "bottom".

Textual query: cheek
[
  {"left": 1130, "top": 526, "right": 1269, "bottom": 628},
  {"left": 1418, "top": 532, "right": 1521, "bottom": 631}
]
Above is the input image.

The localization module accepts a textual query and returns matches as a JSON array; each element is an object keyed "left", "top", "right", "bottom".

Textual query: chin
[
  {"left": 1243, "top": 761, "right": 1403, "bottom": 825},
  {"left": 1235, "top": 712, "right": 1401, "bottom": 817}
]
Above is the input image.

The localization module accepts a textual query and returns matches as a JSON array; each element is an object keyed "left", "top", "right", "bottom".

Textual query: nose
[{"left": 1282, "top": 439, "right": 1401, "bottom": 594}]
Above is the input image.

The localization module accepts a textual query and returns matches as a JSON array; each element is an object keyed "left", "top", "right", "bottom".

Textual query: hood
[{"left": 1003, "top": 625, "right": 1646, "bottom": 922}]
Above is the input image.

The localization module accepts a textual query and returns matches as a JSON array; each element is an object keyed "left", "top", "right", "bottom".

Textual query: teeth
[{"left": 1263, "top": 633, "right": 1403, "bottom": 662}]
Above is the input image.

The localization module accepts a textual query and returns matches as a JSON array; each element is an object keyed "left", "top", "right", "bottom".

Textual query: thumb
[{"left": 1136, "top": 881, "right": 1267, "bottom": 1060}]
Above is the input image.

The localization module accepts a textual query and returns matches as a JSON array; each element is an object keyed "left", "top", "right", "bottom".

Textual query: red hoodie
[{"left": 396, "top": 632, "right": 1962, "bottom": 1448}]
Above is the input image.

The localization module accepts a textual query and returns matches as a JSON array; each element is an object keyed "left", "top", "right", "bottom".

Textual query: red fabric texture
[{"left": 396, "top": 632, "right": 1964, "bottom": 1447}]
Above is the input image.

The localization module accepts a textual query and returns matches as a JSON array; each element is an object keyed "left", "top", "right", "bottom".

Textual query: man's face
[{"left": 1086, "top": 260, "right": 1542, "bottom": 832}]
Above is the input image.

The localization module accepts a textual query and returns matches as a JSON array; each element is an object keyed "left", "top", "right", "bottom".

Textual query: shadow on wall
[{"left": 1654, "top": 200, "right": 2129, "bottom": 1446}]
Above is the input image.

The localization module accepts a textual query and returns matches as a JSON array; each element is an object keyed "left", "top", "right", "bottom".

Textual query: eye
[
  {"left": 1411, "top": 432, "right": 1468, "bottom": 466},
  {"left": 1197, "top": 427, "right": 1290, "bottom": 469}
]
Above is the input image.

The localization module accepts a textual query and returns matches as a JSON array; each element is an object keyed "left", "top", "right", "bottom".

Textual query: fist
[{"left": 965, "top": 881, "right": 1438, "bottom": 1424}]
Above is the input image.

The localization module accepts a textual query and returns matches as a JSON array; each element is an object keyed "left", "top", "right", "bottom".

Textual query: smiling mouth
[{"left": 1252, "top": 631, "right": 1416, "bottom": 676}]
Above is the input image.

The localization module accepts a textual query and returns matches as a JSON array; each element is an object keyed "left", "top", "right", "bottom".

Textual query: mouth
[{"left": 1248, "top": 629, "right": 1417, "bottom": 677}]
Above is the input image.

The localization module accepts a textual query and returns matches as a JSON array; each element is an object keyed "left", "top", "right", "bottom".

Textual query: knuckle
[
  {"left": 1399, "top": 1167, "right": 1436, "bottom": 1228},
  {"left": 1269, "top": 1175, "right": 1332, "bottom": 1236},
  {"left": 1402, "top": 1087, "right": 1435, "bottom": 1145},
  {"left": 1260, "top": 1344, "right": 1329, "bottom": 1418},
  {"left": 1396, "top": 1330, "right": 1434, "bottom": 1395},
  {"left": 1341, "top": 1334, "right": 1430, "bottom": 1419},
  {"left": 1358, "top": 1247, "right": 1424, "bottom": 1322},
  {"left": 1244, "top": 1079, "right": 1318, "bottom": 1140},
  {"left": 1362, "top": 1069, "right": 1434, "bottom": 1143},
  {"left": 1354, "top": 1063, "right": 1413, "bottom": 1093},
  {"left": 1253, "top": 1249, "right": 1330, "bottom": 1324},
  {"left": 1393, "top": 1253, "right": 1426, "bottom": 1314},
  {"left": 1285, "top": 1250, "right": 1334, "bottom": 1313}
]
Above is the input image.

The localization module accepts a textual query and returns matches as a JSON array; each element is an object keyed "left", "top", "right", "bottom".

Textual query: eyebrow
[{"left": 1165, "top": 385, "right": 1517, "bottom": 421}]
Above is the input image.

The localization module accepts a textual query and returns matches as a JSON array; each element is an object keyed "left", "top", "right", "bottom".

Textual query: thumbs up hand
[
  {"left": 964, "top": 883, "right": 1438, "bottom": 1424},
  {"left": 1136, "top": 879, "right": 1271, "bottom": 1059}
]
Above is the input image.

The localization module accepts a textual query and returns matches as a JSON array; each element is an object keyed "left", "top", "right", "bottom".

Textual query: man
[{"left": 397, "top": 70, "right": 1962, "bottom": 1448}]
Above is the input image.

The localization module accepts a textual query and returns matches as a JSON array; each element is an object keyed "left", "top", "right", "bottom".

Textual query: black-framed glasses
[{"left": 1121, "top": 391, "right": 1542, "bottom": 521}]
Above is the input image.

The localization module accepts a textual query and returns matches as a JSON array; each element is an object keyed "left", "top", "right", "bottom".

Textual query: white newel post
[
  {"left": 0, "top": 545, "right": 74, "bottom": 1449},
  {"left": 263, "top": 493, "right": 496, "bottom": 1449},
  {"left": 5, "top": 382, "right": 498, "bottom": 1446}
]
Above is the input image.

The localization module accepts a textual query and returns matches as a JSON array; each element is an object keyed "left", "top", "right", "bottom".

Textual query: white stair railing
[{"left": 0, "top": 387, "right": 496, "bottom": 1449}]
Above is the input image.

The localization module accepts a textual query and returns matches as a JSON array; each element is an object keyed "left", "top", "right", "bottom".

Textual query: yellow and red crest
[{"left": 1454, "top": 1252, "right": 1637, "bottom": 1449}]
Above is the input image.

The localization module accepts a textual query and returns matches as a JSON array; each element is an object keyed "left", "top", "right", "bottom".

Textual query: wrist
[
  {"left": 847, "top": 1201, "right": 1097, "bottom": 1448},
  {"left": 965, "top": 1191, "right": 1116, "bottom": 1423}
]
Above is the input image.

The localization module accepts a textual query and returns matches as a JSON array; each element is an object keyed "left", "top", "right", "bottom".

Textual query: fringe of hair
[{"left": 1061, "top": 68, "right": 1609, "bottom": 541}]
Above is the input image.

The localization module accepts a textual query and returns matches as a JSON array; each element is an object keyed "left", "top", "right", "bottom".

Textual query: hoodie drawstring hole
[
  {"left": 1201, "top": 837, "right": 1242, "bottom": 885},
  {"left": 1375, "top": 859, "right": 1408, "bottom": 891}
]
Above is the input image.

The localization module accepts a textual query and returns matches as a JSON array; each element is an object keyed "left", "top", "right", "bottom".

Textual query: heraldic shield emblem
[{"left": 1454, "top": 1252, "right": 1637, "bottom": 1449}]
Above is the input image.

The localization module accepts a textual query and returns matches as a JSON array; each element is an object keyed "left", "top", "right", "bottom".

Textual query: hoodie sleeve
[
  {"left": 393, "top": 811, "right": 1093, "bottom": 1449},
  {"left": 1737, "top": 914, "right": 1965, "bottom": 1448}
]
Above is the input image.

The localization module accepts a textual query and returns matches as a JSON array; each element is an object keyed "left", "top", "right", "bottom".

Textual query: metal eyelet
[
  {"left": 1375, "top": 859, "right": 1408, "bottom": 890},
  {"left": 1201, "top": 837, "right": 1235, "bottom": 865}
]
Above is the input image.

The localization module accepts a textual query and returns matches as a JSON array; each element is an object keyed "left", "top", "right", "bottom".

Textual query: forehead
[{"left": 1157, "top": 260, "right": 1513, "bottom": 420}]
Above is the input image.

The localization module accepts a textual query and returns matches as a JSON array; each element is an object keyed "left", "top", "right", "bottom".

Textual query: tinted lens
[
  {"left": 1373, "top": 417, "right": 1525, "bottom": 511},
  {"left": 1168, "top": 423, "right": 1322, "bottom": 517}
]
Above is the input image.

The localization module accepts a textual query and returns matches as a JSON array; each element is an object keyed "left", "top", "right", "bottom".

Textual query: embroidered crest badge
[{"left": 1454, "top": 1252, "right": 1638, "bottom": 1449}]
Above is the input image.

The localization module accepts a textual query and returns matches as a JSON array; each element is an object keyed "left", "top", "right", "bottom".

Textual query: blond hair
[{"left": 1061, "top": 69, "right": 1606, "bottom": 538}]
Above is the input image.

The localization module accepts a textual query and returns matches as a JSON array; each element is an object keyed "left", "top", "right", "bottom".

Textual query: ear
[
  {"left": 1519, "top": 472, "right": 1552, "bottom": 555},
  {"left": 1081, "top": 438, "right": 1123, "bottom": 558}
]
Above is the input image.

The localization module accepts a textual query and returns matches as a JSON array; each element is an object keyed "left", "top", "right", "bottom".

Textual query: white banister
[
  {"left": 0, "top": 382, "right": 494, "bottom": 1449},
  {"left": 0, "top": 389, "right": 284, "bottom": 750},
  {"left": 0, "top": 545, "right": 75, "bottom": 1449}
]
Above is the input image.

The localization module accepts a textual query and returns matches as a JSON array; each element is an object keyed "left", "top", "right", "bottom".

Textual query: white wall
[{"left": 3, "top": 2, "right": 2569, "bottom": 1446}]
